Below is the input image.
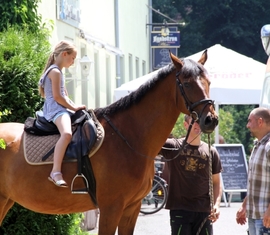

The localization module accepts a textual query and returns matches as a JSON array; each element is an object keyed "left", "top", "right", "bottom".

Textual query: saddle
[
  {"left": 26, "top": 109, "right": 97, "bottom": 160},
  {"left": 24, "top": 109, "right": 98, "bottom": 204}
]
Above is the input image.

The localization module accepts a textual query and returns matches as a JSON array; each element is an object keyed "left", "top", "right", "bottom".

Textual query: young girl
[{"left": 39, "top": 40, "right": 86, "bottom": 188}]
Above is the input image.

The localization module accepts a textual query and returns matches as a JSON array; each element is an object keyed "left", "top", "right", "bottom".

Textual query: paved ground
[{"left": 88, "top": 201, "right": 248, "bottom": 235}]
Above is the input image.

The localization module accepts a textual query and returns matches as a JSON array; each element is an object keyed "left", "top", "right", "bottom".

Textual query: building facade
[{"left": 38, "top": 0, "right": 151, "bottom": 109}]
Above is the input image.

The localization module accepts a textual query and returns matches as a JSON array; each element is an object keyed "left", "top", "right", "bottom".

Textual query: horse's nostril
[
  {"left": 205, "top": 116, "right": 212, "bottom": 126},
  {"left": 200, "top": 116, "right": 219, "bottom": 134},
  {"left": 204, "top": 116, "right": 219, "bottom": 127}
]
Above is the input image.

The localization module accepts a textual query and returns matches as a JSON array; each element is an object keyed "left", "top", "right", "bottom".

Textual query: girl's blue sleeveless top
[{"left": 39, "top": 65, "right": 68, "bottom": 122}]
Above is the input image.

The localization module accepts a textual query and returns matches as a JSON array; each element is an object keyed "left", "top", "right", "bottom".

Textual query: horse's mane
[
  {"left": 94, "top": 58, "right": 204, "bottom": 118},
  {"left": 94, "top": 63, "right": 174, "bottom": 118}
]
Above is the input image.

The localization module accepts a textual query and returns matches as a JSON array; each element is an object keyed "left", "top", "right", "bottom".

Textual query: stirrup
[{"left": 71, "top": 173, "right": 89, "bottom": 194}]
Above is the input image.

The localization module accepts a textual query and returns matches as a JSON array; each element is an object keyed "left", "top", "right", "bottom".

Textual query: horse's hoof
[{"left": 48, "top": 172, "right": 68, "bottom": 188}]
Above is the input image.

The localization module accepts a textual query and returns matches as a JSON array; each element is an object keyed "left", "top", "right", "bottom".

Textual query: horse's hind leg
[
  {"left": 117, "top": 200, "right": 141, "bottom": 235},
  {"left": 0, "top": 197, "right": 14, "bottom": 225}
]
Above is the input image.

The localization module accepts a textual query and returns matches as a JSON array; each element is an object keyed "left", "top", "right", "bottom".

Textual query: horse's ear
[
  {"left": 170, "top": 51, "right": 184, "bottom": 70},
  {"left": 198, "top": 50, "right": 208, "bottom": 65}
]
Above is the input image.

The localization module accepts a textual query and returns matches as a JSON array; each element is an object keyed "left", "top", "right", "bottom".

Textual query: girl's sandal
[{"left": 48, "top": 172, "right": 68, "bottom": 188}]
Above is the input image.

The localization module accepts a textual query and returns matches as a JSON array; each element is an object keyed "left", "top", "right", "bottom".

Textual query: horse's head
[{"left": 170, "top": 50, "right": 218, "bottom": 134}]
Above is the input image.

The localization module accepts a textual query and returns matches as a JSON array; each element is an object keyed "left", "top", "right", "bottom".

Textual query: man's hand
[
  {"left": 263, "top": 207, "right": 270, "bottom": 228},
  {"left": 208, "top": 206, "right": 220, "bottom": 223},
  {"left": 236, "top": 206, "right": 246, "bottom": 225}
]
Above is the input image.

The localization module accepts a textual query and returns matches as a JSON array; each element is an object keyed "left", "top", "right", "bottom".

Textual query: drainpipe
[
  {"left": 148, "top": 0, "right": 153, "bottom": 72},
  {"left": 115, "top": 0, "right": 121, "bottom": 87}
]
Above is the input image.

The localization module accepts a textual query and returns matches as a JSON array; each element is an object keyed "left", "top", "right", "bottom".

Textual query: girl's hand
[{"left": 74, "top": 105, "right": 86, "bottom": 111}]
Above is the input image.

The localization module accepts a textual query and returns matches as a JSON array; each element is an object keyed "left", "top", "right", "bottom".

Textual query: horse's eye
[{"left": 183, "top": 82, "right": 190, "bottom": 88}]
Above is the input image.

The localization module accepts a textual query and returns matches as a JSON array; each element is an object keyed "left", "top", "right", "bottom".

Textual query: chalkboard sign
[{"left": 213, "top": 144, "right": 248, "bottom": 192}]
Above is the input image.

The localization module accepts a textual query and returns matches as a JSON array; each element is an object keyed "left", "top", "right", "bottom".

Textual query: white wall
[
  {"left": 38, "top": 0, "right": 150, "bottom": 109},
  {"left": 118, "top": 0, "right": 150, "bottom": 82}
]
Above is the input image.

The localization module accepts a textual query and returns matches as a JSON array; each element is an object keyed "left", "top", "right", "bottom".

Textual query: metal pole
[
  {"left": 214, "top": 103, "right": 219, "bottom": 144},
  {"left": 115, "top": 0, "right": 121, "bottom": 87},
  {"left": 148, "top": 0, "right": 153, "bottom": 72}
]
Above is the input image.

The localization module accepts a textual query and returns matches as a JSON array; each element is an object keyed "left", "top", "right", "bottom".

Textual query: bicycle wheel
[{"left": 140, "top": 176, "right": 168, "bottom": 215}]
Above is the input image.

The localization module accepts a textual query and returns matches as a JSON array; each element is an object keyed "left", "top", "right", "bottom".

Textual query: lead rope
[
  {"left": 208, "top": 134, "right": 214, "bottom": 215},
  {"left": 196, "top": 134, "right": 214, "bottom": 235}
]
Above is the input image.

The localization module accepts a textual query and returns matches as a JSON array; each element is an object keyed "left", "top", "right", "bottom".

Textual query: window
[
  {"left": 129, "top": 54, "right": 133, "bottom": 81},
  {"left": 135, "top": 57, "right": 139, "bottom": 78}
]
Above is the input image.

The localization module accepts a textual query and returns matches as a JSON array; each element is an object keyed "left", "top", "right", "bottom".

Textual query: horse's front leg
[
  {"left": 98, "top": 205, "right": 123, "bottom": 235},
  {"left": 117, "top": 199, "right": 141, "bottom": 235},
  {"left": 0, "top": 196, "right": 14, "bottom": 225}
]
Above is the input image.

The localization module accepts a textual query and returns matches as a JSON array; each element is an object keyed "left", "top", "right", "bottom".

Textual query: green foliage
[
  {"left": 0, "top": 26, "right": 87, "bottom": 235},
  {"left": 171, "top": 114, "right": 185, "bottom": 138},
  {"left": 0, "top": 109, "right": 11, "bottom": 123},
  {"left": 216, "top": 108, "right": 239, "bottom": 144},
  {"left": 151, "top": 0, "right": 180, "bottom": 24},
  {"left": 0, "top": 26, "right": 50, "bottom": 122},
  {"left": 0, "top": 0, "right": 42, "bottom": 33},
  {"left": 0, "top": 204, "right": 88, "bottom": 235},
  {"left": 0, "top": 138, "right": 6, "bottom": 149},
  {"left": 220, "top": 105, "right": 256, "bottom": 155},
  {"left": 152, "top": 0, "right": 270, "bottom": 63}
]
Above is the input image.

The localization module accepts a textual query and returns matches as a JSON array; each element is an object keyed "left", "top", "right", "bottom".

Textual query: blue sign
[
  {"left": 153, "top": 48, "right": 178, "bottom": 70},
  {"left": 151, "top": 31, "right": 180, "bottom": 48}
]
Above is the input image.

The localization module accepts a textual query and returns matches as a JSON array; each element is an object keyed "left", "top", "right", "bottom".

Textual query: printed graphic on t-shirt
[
  {"left": 181, "top": 148, "right": 207, "bottom": 172},
  {"left": 185, "top": 157, "right": 198, "bottom": 171}
]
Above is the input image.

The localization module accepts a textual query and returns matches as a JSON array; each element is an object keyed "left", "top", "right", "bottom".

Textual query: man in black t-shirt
[{"left": 160, "top": 115, "right": 222, "bottom": 235}]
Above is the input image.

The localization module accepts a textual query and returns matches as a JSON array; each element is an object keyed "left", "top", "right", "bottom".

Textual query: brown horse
[{"left": 0, "top": 51, "right": 218, "bottom": 235}]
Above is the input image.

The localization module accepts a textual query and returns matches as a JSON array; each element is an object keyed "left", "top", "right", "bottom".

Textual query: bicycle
[{"left": 140, "top": 173, "right": 168, "bottom": 215}]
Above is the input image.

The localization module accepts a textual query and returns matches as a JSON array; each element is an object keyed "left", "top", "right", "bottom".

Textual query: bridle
[
  {"left": 175, "top": 70, "right": 215, "bottom": 121},
  {"left": 174, "top": 69, "right": 215, "bottom": 149}
]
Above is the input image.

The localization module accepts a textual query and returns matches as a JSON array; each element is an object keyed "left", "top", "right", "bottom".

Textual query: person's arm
[
  {"left": 209, "top": 173, "right": 222, "bottom": 223},
  {"left": 50, "top": 69, "right": 85, "bottom": 111},
  {"left": 236, "top": 196, "right": 247, "bottom": 225},
  {"left": 263, "top": 149, "right": 270, "bottom": 228},
  {"left": 213, "top": 173, "right": 222, "bottom": 208},
  {"left": 159, "top": 138, "right": 182, "bottom": 158}
]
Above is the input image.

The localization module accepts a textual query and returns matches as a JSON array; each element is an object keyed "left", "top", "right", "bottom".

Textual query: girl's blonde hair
[{"left": 39, "top": 40, "right": 76, "bottom": 97}]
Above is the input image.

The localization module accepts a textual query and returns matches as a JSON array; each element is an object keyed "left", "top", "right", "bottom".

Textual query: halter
[
  {"left": 175, "top": 70, "right": 215, "bottom": 120},
  {"left": 174, "top": 67, "right": 216, "bottom": 159}
]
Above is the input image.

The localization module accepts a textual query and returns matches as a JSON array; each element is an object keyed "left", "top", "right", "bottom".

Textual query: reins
[
  {"left": 103, "top": 114, "right": 157, "bottom": 160},
  {"left": 103, "top": 67, "right": 215, "bottom": 234},
  {"left": 161, "top": 115, "right": 197, "bottom": 162},
  {"left": 160, "top": 123, "right": 215, "bottom": 235},
  {"left": 195, "top": 134, "right": 214, "bottom": 235},
  {"left": 103, "top": 67, "right": 215, "bottom": 161}
]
